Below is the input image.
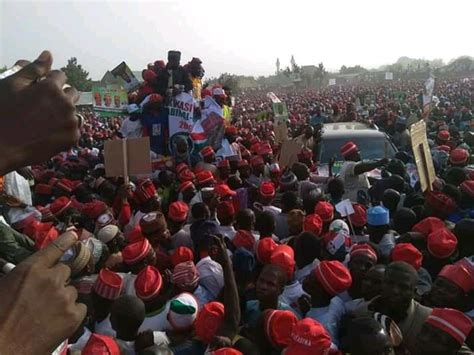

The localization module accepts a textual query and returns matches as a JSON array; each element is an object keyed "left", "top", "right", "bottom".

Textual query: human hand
[
  {"left": 210, "top": 235, "right": 229, "bottom": 266},
  {"left": 118, "top": 183, "right": 134, "bottom": 201},
  {"left": 135, "top": 330, "right": 155, "bottom": 352},
  {"left": 0, "top": 51, "right": 81, "bottom": 175},
  {"left": 0, "top": 231, "right": 86, "bottom": 355}
]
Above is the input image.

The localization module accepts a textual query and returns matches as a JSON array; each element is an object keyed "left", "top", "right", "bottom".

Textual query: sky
[{"left": 1, "top": 0, "right": 473, "bottom": 80}]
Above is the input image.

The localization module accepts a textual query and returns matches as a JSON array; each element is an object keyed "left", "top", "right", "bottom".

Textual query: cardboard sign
[
  {"left": 335, "top": 199, "right": 355, "bottom": 217},
  {"left": 410, "top": 121, "right": 436, "bottom": 192},
  {"left": 278, "top": 140, "right": 303, "bottom": 169},
  {"left": 422, "top": 75, "right": 435, "bottom": 110},
  {"left": 92, "top": 85, "right": 128, "bottom": 113},
  {"left": 272, "top": 102, "right": 289, "bottom": 124},
  {"left": 266, "top": 92, "right": 281, "bottom": 103},
  {"left": 385, "top": 72, "right": 393, "bottom": 80},
  {"left": 328, "top": 78, "right": 336, "bottom": 86},
  {"left": 201, "top": 96, "right": 225, "bottom": 151},
  {"left": 111, "top": 61, "right": 140, "bottom": 92},
  {"left": 104, "top": 137, "right": 151, "bottom": 178},
  {"left": 167, "top": 93, "right": 194, "bottom": 139},
  {"left": 275, "top": 122, "right": 288, "bottom": 144}
]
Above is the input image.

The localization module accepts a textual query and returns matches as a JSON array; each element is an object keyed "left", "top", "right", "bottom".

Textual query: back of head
[
  {"left": 444, "top": 167, "right": 467, "bottom": 186},
  {"left": 382, "top": 189, "right": 400, "bottom": 214},
  {"left": 345, "top": 317, "right": 389, "bottom": 355},
  {"left": 281, "top": 191, "right": 299, "bottom": 213},
  {"left": 454, "top": 218, "right": 474, "bottom": 257},
  {"left": 386, "top": 261, "right": 418, "bottom": 284},
  {"left": 256, "top": 211, "right": 276, "bottom": 237},
  {"left": 393, "top": 208, "right": 417, "bottom": 234},
  {"left": 327, "top": 177, "right": 345, "bottom": 199},
  {"left": 292, "top": 162, "right": 309, "bottom": 181},
  {"left": 191, "top": 202, "right": 210, "bottom": 221},
  {"left": 235, "top": 208, "right": 255, "bottom": 231},
  {"left": 110, "top": 295, "right": 146, "bottom": 335}
]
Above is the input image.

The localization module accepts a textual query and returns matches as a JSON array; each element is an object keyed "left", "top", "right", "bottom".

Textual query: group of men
[{"left": 0, "top": 50, "right": 474, "bottom": 355}]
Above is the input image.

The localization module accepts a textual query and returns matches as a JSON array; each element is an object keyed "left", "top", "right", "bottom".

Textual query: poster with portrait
[
  {"left": 167, "top": 92, "right": 195, "bottom": 154},
  {"left": 110, "top": 61, "right": 140, "bottom": 92},
  {"left": 92, "top": 85, "right": 128, "bottom": 113}
]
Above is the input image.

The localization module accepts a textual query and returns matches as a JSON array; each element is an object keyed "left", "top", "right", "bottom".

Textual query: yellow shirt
[{"left": 191, "top": 77, "right": 202, "bottom": 101}]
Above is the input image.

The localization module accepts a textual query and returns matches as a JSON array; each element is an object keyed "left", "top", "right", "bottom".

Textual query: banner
[
  {"left": 167, "top": 92, "right": 194, "bottom": 138},
  {"left": 92, "top": 85, "right": 128, "bottom": 113},
  {"left": 272, "top": 102, "right": 289, "bottom": 124},
  {"left": 111, "top": 61, "right": 140, "bottom": 92},
  {"left": 328, "top": 78, "right": 336, "bottom": 86},
  {"left": 199, "top": 96, "right": 225, "bottom": 151},
  {"left": 385, "top": 72, "right": 393, "bottom": 80},
  {"left": 422, "top": 75, "right": 435, "bottom": 110}
]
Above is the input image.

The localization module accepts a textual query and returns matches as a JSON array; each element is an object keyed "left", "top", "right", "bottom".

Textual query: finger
[
  {"left": 31, "top": 231, "right": 78, "bottom": 267},
  {"left": 46, "top": 70, "right": 67, "bottom": 89},
  {"left": 10, "top": 50, "right": 53, "bottom": 83},
  {"left": 64, "top": 285, "right": 79, "bottom": 303},
  {"left": 52, "top": 262, "right": 72, "bottom": 284},
  {"left": 64, "top": 86, "right": 80, "bottom": 104}
]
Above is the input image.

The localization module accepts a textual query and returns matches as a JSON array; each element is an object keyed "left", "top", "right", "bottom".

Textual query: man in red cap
[
  {"left": 339, "top": 141, "right": 387, "bottom": 202},
  {"left": 284, "top": 317, "right": 331, "bottom": 355},
  {"left": 259, "top": 181, "right": 281, "bottom": 217},
  {"left": 299, "top": 260, "right": 352, "bottom": 345},
  {"left": 417, "top": 308, "right": 473, "bottom": 354},
  {"left": 195, "top": 146, "right": 217, "bottom": 175},
  {"left": 168, "top": 201, "right": 192, "bottom": 249},
  {"left": 217, "top": 200, "right": 237, "bottom": 240},
  {"left": 248, "top": 155, "right": 267, "bottom": 187}
]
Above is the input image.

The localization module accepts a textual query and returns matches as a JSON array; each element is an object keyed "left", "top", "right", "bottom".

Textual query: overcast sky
[{"left": 1, "top": 0, "right": 473, "bottom": 80}]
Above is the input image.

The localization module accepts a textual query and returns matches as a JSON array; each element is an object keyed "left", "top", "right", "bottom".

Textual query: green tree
[
  {"left": 0, "top": 66, "right": 7, "bottom": 74},
  {"left": 217, "top": 73, "right": 240, "bottom": 94},
  {"left": 314, "top": 62, "right": 327, "bottom": 86},
  {"left": 61, "top": 57, "right": 92, "bottom": 91}
]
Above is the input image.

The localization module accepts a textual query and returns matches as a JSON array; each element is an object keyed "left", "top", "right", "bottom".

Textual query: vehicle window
[{"left": 318, "top": 136, "right": 396, "bottom": 163}]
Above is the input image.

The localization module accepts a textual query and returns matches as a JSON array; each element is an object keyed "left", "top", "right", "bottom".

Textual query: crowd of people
[{"left": 0, "top": 49, "right": 474, "bottom": 355}]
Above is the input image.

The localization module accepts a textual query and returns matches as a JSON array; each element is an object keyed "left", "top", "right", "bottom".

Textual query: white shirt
[
  {"left": 280, "top": 280, "right": 305, "bottom": 309},
  {"left": 218, "top": 225, "right": 237, "bottom": 241},
  {"left": 339, "top": 161, "right": 370, "bottom": 202},
  {"left": 124, "top": 210, "right": 146, "bottom": 234},
  {"left": 295, "top": 259, "right": 320, "bottom": 283},
  {"left": 139, "top": 303, "right": 171, "bottom": 332},
  {"left": 68, "top": 327, "right": 92, "bottom": 352},
  {"left": 118, "top": 272, "right": 137, "bottom": 296},
  {"left": 95, "top": 314, "right": 115, "bottom": 337},
  {"left": 307, "top": 296, "right": 345, "bottom": 346},
  {"left": 116, "top": 339, "right": 135, "bottom": 355},
  {"left": 120, "top": 117, "right": 143, "bottom": 138}
]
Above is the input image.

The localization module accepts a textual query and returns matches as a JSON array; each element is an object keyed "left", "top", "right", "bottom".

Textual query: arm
[
  {"left": 353, "top": 159, "right": 387, "bottom": 176},
  {"left": 213, "top": 236, "right": 240, "bottom": 340}
]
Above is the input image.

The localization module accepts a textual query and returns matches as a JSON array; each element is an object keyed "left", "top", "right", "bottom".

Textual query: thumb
[{"left": 12, "top": 50, "right": 53, "bottom": 83}]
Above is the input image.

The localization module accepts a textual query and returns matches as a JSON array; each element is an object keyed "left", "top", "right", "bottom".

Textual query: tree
[
  {"left": 0, "top": 66, "right": 7, "bottom": 75},
  {"left": 61, "top": 57, "right": 92, "bottom": 91},
  {"left": 217, "top": 73, "right": 240, "bottom": 94},
  {"left": 314, "top": 62, "right": 327, "bottom": 86}
]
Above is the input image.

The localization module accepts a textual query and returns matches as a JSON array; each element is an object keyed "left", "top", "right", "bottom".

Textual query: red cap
[
  {"left": 350, "top": 243, "right": 378, "bottom": 263},
  {"left": 225, "top": 126, "right": 238, "bottom": 135},
  {"left": 439, "top": 264, "right": 474, "bottom": 293},
  {"left": 57, "top": 178, "right": 75, "bottom": 193},
  {"left": 412, "top": 217, "right": 445, "bottom": 237},
  {"left": 285, "top": 318, "right": 331, "bottom": 355},
  {"left": 391, "top": 243, "right": 423, "bottom": 270},
  {"left": 460, "top": 180, "right": 474, "bottom": 198},
  {"left": 134, "top": 265, "right": 162, "bottom": 301},
  {"left": 218, "top": 159, "right": 230, "bottom": 168},
  {"left": 216, "top": 201, "right": 235, "bottom": 221},
  {"left": 134, "top": 179, "right": 157, "bottom": 204},
  {"left": 82, "top": 200, "right": 108, "bottom": 220},
  {"left": 259, "top": 181, "right": 276, "bottom": 198},
  {"left": 304, "top": 214, "right": 323, "bottom": 237},
  {"left": 201, "top": 146, "right": 215, "bottom": 158},
  {"left": 250, "top": 155, "right": 265, "bottom": 167},
  {"left": 427, "top": 228, "right": 458, "bottom": 259},
  {"left": 340, "top": 141, "right": 358, "bottom": 158},
  {"left": 171, "top": 246, "right": 194, "bottom": 267},
  {"left": 315, "top": 260, "right": 352, "bottom": 296},
  {"left": 196, "top": 170, "right": 216, "bottom": 186},
  {"left": 178, "top": 181, "right": 195, "bottom": 193},
  {"left": 125, "top": 226, "right": 144, "bottom": 243},
  {"left": 176, "top": 163, "right": 189, "bottom": 175},
  {"left": 438, "top": 130, "right": 450, "bottom": 141},
  {"left": 93, "top": 268, "right": 123, "bottom": 300},
  {"left": 168, "top": 201, "right": 189, "bottom": 223},
  {"left": 211, "top": 348, "right": 242, "bottom": 355},
  {"left": 425, "top": 191, "right": 457, "bottom": 216},
  {"left": 351, "top": 203, "right": 367, "bottom": 227},
  {"left": 140, "top": 212, "right": 167, "bottom": 235},
  {"left": 178, "top": 169, "right": 195, "bottom": 183},
  {"left": 195, "top": 301, "right": 225, "bottom": 344},
  {"left": 49, "top": 197, "right": 72, "bottom": 217},
  {"left": 257, "top": 142, "right": 273, "bottom": 156},
  {"left": 437, "top": 145, "right": 451, "bottom": 153},
  {"left": 426, "top": 308, "right": 472, "bottom": 344},
  {"left": 201, "top": 88, "right": 212, "bottom": 98},
  {"left": 450, "top": 148, "right": 469, "bottom": 166},
  {"left": 270, "top": 245, "right": 295, "bottom": 280},
  {"left": 233, "top": 230, "right": 255, "bottom": 251},
  {"left": 122, "top": 238, "right": 151, "bottom": 265},
  {"left": 83, "top": 333, "right": 120, "bottom": 355},
  {"left": 215, "top": 184, "right": 237, "bottom": 198},
  {"left": 256, "top": 237, "right": 278, "bottom": 264},
  {"left": 264, "top": 309, "right": 298, "bottom": 348},
  {"left": 143, "top": 69, "right": 157, "bottom": 82},
  {"left": 34, "top": 183, "right": 53, "bottom": 195},
  {"left": 314, "top": 201, "right": 334, "bottom": 223}
]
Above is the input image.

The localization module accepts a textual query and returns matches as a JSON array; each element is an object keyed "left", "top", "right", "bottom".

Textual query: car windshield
[{"left": 318, "top": 136, "right": 396, "bottom": 163}]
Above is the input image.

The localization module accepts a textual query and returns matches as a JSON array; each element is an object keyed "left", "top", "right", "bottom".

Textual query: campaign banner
[
  {"left": 328, "top": 78, "right": 336, "bottom": 86},
  {"left": 111, "top": 61, "right": 140, "bottom": 92},
  {"left": 200, "top": 96, "right": 225, "bottom": 151},
  {"left": 92, "top": 85, "right": 128, "bottom": 113},
  {"left": 167, "top": 93, "right": 194, "bottom": 137},
  {"left": 272, "top": 102, "right": 289, "bottom": 124}
]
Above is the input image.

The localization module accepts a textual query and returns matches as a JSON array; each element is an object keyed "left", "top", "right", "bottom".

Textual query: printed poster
[
  {"left": 167, "top": 93, "right": 195, "bottom": 154},
  {"left": 92, "top": 85, "right": 128, "bottom": 113},
  {"left": 111, "top": 61, "right": 140, "bottom": 92}
]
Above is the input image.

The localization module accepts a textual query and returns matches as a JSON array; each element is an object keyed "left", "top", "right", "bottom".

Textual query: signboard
[
  {"left": 110, "top": 61, "right": 140, "bottom": 92},
  {"left": 92, "top": 85, "right": 128, "bottom": 113},
  {"left": 200, "top": 96, "right": 225, "bottom": 151},
  {"left": 266, "top": 92, "right": 281, "bottom": 103},
  {"left": 410, "top": 121, "right": 436, "bottom": 192},
  {"left": 278, "top": 140, "right": 303, "bottom": 169},
  {"left": 385, "top": 72, "right": 393, "bottom": 80},
  {"left": 272, "top": 102, "right": 289, "bottom": 124},
  {"left": 422, "top": 75, "right": 435, "bottom": 110},
  {"left": 167, "top": 92, "right": 194, "bottom": 141},
  {"left": 328, "top": 78, "right": 336, "bottom": 86},
  {"left": 104, "top": 137, "right": 151, "bottom": 178}
]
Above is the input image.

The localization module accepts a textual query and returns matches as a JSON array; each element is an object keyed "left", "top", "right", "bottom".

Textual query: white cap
[{"left": 97, "top": 225, "right": 119, "bottom": 244}]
